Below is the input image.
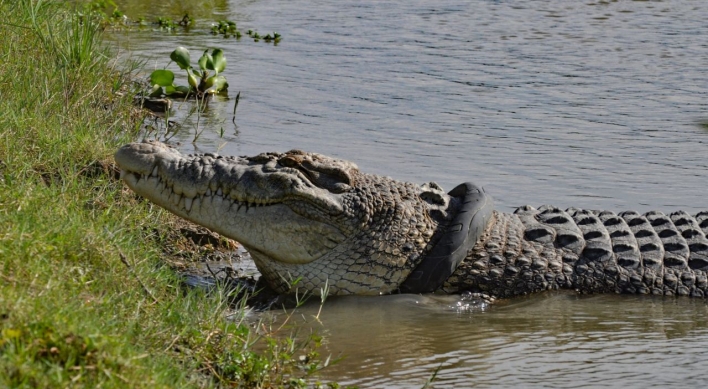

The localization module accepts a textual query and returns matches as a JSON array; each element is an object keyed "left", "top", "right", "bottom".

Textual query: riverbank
[{"left": 0, "top": 1, "right": 333, "bottom": 387}]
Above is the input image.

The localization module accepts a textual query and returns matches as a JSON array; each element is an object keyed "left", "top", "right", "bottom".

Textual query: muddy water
[
  {"left": 279, "top": 292, "right": 708, "bottom": 388},
  {"left": 110, "top": 0, "right": 708, "bottom": 387}
]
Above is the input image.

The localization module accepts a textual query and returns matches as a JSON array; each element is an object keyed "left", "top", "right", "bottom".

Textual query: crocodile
[{"left": 115, "top": 141, "right": 708, "bottom": 298}]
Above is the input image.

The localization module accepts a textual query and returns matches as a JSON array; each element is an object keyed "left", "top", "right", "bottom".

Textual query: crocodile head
[{"left": 115, "top": 141, "right": 457, "bottom": 295}]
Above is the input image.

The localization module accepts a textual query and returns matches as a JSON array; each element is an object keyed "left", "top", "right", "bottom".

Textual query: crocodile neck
[{"left": 399, "top": 182, "right": 494, "bottom": 294}]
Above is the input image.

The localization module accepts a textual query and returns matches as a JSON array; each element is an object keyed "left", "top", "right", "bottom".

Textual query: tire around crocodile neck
[{"left": 399, "top": 181, "right": 494, "bottom": 294}]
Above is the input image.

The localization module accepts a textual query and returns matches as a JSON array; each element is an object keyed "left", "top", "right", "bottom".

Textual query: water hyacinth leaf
[
  {"left": 165, "top": 85, "right": 188, "bottom": 97},
  {"left": 205, "top": 75, "right": 228, "bottom": 94},
  {"left": 187, "top": 68, "right": 199, "bottom": 89},
  {"left": 198, "top": 53, "right": 206, "bottom": 71},
  {"left": 149, "top": 69, "right": 174, "bottom": 87},
  {"left": 174, "top": 85, "right": 191, "bottom": 95},
  {"left": 203, "top": 75, "right": 216, "bottom": 88},
  {"left": 148, "top": 84, "right": 164, "bottom": 97},
  {"left": 211, "top": 49, "right": 226, "bottom": 74},
  {"left": 198, "top": 50, "right": 214, "bottom": 71},
  {"left": 170, "top": 47, "right": 191, "bottom": 70}
]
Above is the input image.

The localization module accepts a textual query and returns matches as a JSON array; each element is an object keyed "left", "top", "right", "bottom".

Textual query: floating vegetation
[
  {"left": 79, "top": 0, "right": 130, "bottom": 28},
  {"left": 155, "top": 14, "right": 193, "bottom": 32},
  {"left": 149, "top": 47, "right": 229, "bottom": 98},
  {"left": 154, "top": 16, "right": 178, "bottom": 31},
  {"left": 211, "top": 20, "right": 241, "bottom": 38},
  {"left": 80, "top": 1, "right": 281, "bottom": 43},
  {"left": 247, "top": 29, "right": 281, "bottom": 43},
  {"left": 211, "top": 21, "right": 280, "bottom": 43},
  {"left": 263, "top": 32, "right": 282, "bottom": 43}
]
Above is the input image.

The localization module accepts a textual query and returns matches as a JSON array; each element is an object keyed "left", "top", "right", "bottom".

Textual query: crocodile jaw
[
  {"left": 115, "top": 141, "right": 346, "bottom": 264},
  {"left": 116, "top": 141, "right": 455, "bottom": 295}
]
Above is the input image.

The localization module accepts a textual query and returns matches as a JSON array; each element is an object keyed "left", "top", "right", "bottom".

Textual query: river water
[{"left": 110, "top": 0, "right": 708, "bottom": 387}]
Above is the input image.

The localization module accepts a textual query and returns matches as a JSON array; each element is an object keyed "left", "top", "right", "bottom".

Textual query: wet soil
[{"left": 156, "top": 218, "right": 284, "bottom": 310}]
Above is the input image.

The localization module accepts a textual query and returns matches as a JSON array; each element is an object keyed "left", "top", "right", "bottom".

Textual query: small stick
[
  {"left": 231, "top": 91, "right": 240, "bottom": 125},
  {"left": 119, "top": 252, "right": 159, "bottom": 304}
]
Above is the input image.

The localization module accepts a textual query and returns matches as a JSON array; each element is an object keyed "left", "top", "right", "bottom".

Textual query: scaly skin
[
  {"left": 115, "top": 141, "right": 708, "bottom": 298},
  {"left": 115, "top": 141, "right": 455, "bottom": 295},
  {"left": 444, "top": 209, "right": 708, "bottom": 297}
]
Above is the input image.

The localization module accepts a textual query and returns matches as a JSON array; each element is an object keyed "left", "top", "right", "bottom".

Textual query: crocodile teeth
[
  {"left": 184, "top": 197, "right": 193, "bottom": 212},
  {"left": 216, "top": 188, "right": 223, "bottom": 196},
  {"left": 205, "top": 188, "right": 212, "bottom": 197},
  {"left": 151, "top": 166, "right": 158, "bottom": 177}
]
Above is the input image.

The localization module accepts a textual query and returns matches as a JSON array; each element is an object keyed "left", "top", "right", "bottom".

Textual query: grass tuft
[{"left": 0, "top": 0, "right": 339, "bottom": 387}]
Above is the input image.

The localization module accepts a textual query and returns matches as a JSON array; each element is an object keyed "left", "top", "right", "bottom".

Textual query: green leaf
[
  {"left": 149, "top": 69, "right": 174, "bottom": 87},
  {"left": 211, "top": 49, "right": 226, "bottom": 74},
  {"left": 187, "top": 68, "right": 199, "bottom": 89},
  {"left": 174, "top": 85, "right": 191, "bottom": 95},
  {"left": 203, "top": 75, "right": 216, "bottom": 88},
  {"left": 205, "top": 75, "right": 228, "bottom": 94},
  {"left": 170, "top": 47, "right": 191, "bottom": 70},
  {"left": 148, "top": 84, "right": 164, "bottom": 97},
  {"left": 198, "top": 50, "right": 214, "bottom": 71},
  {"left": 165, "top": 85, "right": 188, "bottom": 97}
]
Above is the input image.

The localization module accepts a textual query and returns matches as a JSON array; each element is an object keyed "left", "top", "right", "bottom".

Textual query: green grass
[{"left": 0, "top": 1, "right": 337, "bottom": 387}]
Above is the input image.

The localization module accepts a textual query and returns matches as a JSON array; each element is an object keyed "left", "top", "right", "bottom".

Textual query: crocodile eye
[{"left": 278, "top": 156, "right": 299, "bottom": 168}]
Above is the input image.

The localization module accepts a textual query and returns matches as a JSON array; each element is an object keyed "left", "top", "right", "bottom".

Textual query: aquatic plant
[
  {"left": 155, "top": 16, "right": 177, "bottom": 30},
  {"left": 247, "top": 29, "right": 260, "bottom": 40},
  {"left": 211, "top": 20, "right": 241, "bottom": 38},
  {"left": 79, "top": 0, "right": 129, "bottom": 28},
  {"left": 80, "top": 2, "right": 279, "bottom": 43},
  {"left": 78, "top": 3, "right": 194, "bottom": 33},
  {"left": 247, "top": 29, "right": 281, "bottom": 43},
  {"left": 148, "top": 46, "right": 229, "bottom": 98},
  {"left": 155, "top": 14, "right": 192, "bottom": 31},
  {"left": 263, "top": 32, "right": 282, "bottom": 43}
]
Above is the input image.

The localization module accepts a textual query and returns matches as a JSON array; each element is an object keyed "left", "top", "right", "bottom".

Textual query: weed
[{"left": 0, "top": 1, "right": 336, "bottom": 387}]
